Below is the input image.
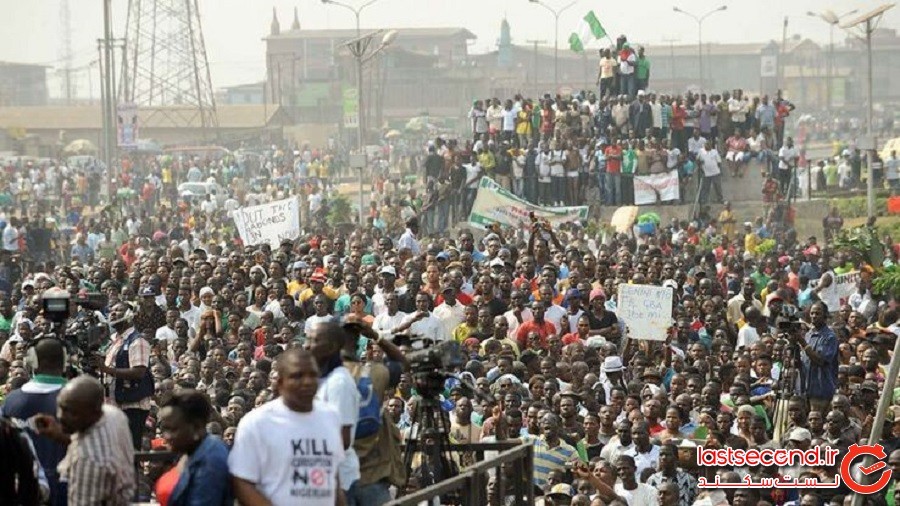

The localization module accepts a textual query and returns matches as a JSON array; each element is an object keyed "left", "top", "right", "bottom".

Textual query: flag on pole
[{"left": 568, "top": 10, "right": 607, "bottom": 52}]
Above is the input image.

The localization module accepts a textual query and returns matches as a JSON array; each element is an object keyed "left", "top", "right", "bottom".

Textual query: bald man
[{"left": 34, "top": 376, "right": 135, "bottom": 506}]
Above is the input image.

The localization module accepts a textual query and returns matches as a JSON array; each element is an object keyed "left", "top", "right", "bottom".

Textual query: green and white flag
[{"left": 568, "top": 10, "right": 607, "bottom": 52}]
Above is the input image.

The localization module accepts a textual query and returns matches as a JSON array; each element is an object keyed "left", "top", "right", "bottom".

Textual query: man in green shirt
[
  {"left": 750, "top": 263, "right": 770, "bottom": 297},
  {"left": 635, "top": 47, "right": 651, "bottom": 93},
  {"left": 824, "top": 158, "right": 839, "bottom": 188}
]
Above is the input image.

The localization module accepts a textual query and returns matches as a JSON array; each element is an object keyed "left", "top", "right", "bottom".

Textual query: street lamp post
[
  {"left": 343, "top": 29, "right": 397, "bottom": 225},
  {"left": 806, "top": 9, "right": 858, "bottom": 109},
  {"left": 528, "top": 0, "right": 577, "bottom": 93},
  {"left": 321, "top": 0, "right": 382, "bottom": 150},
  {"left": 672, "top": 5, "right": 727, "bottom": 90}
]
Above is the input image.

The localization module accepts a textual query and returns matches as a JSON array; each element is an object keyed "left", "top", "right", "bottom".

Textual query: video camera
[
  {"left": 393, "top": 335, "right": 468, "bottom": 398},
  {"left": 775, "top": 304, "right": 804, "bottom": 334},
  {"left": 41, "top": 288, "right": 109, "bottom": 368}
]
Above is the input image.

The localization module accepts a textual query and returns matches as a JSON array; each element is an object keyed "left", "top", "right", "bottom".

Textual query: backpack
[{"left": 353, "top": 363, "right": 382, "bottom": 440}]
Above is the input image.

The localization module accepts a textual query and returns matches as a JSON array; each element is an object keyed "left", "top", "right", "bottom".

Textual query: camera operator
[
  {"left": 342, "top": 314, "right": 410, "bottom": 505},
  {"left": 90, "top": 301, "right": 153, "bottom": 449},
  {"left": 795, "top": 301, "right": 838, "bottom": 413}
]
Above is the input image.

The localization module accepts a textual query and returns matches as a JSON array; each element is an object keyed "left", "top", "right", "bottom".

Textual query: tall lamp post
[
  {"left": 672, "top": 5, "right": 727, "bottom": 90},
  {"left": 806, "top": 9, "right": 858, "bottom": 109},
  {"left": 321, "top": 0, "right": 383, "bottom": 149},
  {"left": 841, "top": 4, "right": 894, "bottom": 223},
  {"left": 344, "top": 29, "right": 397, "bottom": 225},
  {"left": 528, "top": 0, "right": 577, "bottom": 93}
]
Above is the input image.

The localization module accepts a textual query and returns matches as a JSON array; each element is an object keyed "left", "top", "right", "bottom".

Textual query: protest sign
[
  {"left": 232, "top": 197, "right": 301, "bottom": 247},
  {"left": 633, "top": 170, "right": 680, "bottom": 205},
  {"left": 468, "top": 176, "right": 588, "bottom": 230},
  {"left": 617, "top": 283, "right": 674, "bottom": 341}
]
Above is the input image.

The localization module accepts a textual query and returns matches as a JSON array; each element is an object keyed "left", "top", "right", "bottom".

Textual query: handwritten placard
[
  {"left": 232, "top": 197, "right": 301, "bottom": 247},
  {"left": 617, "top": 283, "right": 673, "bottom": 341}
]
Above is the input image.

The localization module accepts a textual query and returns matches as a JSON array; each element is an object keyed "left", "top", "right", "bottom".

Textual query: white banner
[
  {"left": 633, "top": 170, "right": 680, "bottom": 205},
  {"left": 232, "top": 197, "right": 301, "bottom": 247},
  {"left": 117, "top": 102, "right": 139, "bottom": 149},
  {"left": 617, "top": 284, "right": 674, "bottom": 341}
]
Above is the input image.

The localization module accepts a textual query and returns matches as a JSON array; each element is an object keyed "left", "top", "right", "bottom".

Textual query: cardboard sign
[
  {"left": 232, "top": 197, "right": 301, "bottom": 247},
  {"left": 617, "top": 283, "right": 674, "bottom": 341}
]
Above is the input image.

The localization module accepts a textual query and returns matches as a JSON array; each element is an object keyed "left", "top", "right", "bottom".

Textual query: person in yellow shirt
[
  {"left": 296, "top": 270, "right": 339, "bottom": 304},
  {"left": 452, "top": 305, "right": 480, "bottom": 343},
  {"left": 477, "top": 148, "right": 496, "bottom": 178},
  {"left": 718, "top": 201, "right": 736, "bottom": 239},
  {"left": 286, "top": 262, "right": 308, "bottom": 297},
  {"left": 516, "top": 103, "right": 532, "bottom": 148},
  {"left": 743, "top": 222, "right": 758, "bottom": 256}
]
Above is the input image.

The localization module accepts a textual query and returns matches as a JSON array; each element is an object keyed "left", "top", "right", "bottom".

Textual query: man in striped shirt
[
  {"left": 521, "top": 412, "right": 578, "bottom": 491},
  {"left": 34, "top": 376, "right": 135, "bottom": 506}
]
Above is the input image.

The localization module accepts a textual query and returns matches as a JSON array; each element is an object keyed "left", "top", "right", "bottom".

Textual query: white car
[{"left": 177, "top": 181, "right": 227, "bottom": 207}]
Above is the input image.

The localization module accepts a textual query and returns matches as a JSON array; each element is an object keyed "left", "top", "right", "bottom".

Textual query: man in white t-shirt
[
  {"left": 697, "top": 141, "right": 724, "bottom": 205},
  {"left": 2, "top": 217, "right": 19, "bottom": 252},
  {"left": 777, "top": 136, "right": 799, "bottom": 194},
  {"left": 614, "top": 454, "right": 659, "bottom": 506},
  {"left": 229, "top": 348, "right": 346, "bottom": 505},
  {"left": 307, "top": 322, "right": 361, "bottom": 496}
]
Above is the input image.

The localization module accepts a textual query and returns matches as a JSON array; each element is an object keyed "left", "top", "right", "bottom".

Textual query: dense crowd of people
[{"left": 1, "top": 53, "right": 900, "bottom": 506}]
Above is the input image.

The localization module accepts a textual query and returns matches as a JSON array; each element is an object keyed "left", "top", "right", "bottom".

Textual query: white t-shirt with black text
[{"left": 229, "top": 398, "right": 346, "bottom": 506}]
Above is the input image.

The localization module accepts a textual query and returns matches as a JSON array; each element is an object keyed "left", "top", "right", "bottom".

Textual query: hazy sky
[{"left": 2, "top": 0, "right": 898, "bottom": 96}]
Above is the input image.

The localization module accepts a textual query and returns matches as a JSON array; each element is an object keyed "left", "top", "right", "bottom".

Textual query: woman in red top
[
  {"left": 540, "top": 101, "right": 555, "bottom": 138},
  {"left": 670, "top": 98, "right": 687, "bottom": 152}
]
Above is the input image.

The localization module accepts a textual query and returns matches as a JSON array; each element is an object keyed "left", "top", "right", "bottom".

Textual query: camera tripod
[{"left": 400, "top": 371, "right": 462, "bottom": 502}]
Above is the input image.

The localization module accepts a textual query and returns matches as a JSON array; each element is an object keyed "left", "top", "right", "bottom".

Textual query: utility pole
[
  {"left": 322, "top": 0, "right": 383, "bottom": 150},
  {"left": 807, "top": 10, "right": 859, "bottom": 110},
  {"left": 662, "top": 37, "right": 679, "bottom": 95},
  {"left": 841, "top": 4, "right": 893, "bottom": 221},
  {"left": 60, "top": 0, "right": 74, "bottom": 104},
  {"left": 101, "top": 0, "right": 115, "bottom": 170},
  {"left": 344, "top": 29, "right": 398, "bottom": 225},
  {"left": 779, "top": 16, "right": 788, "bottom": 93},
  {"left": 673, "top": 5, "right": 727, "bottom": 90},
  {"left": 526, "top": 39, "right": 546, "bottom": 91}
]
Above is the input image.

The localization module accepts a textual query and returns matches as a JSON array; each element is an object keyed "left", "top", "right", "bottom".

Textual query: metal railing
[
  {"left": 135, "top": 443, "right": 535, "bottom": 506},
  {"left": 387, "top": 441, "right": 534, "bottom": 506}
]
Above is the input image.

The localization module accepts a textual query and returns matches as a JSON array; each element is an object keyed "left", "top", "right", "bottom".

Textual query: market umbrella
[
  {"left": 385, "top": 129, "right": 402, "bottom": 139},
  {"left": 63, "top": 139, "right": 98, "bottom": 155}
]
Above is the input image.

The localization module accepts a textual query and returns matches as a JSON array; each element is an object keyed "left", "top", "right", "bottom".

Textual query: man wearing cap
[
  {"left": 780, "top": 427, "right": 813, "bottom": 479},
  {"left": 133, "top": 285, "right": 166, "bottom": 335},
  {"left": 599, "top": 355, "right": 626, "bottom": 402},
  {"left": 298, "top": 270, "right": 337, "bottom": 314},
  {"left": 371, "top": 266, "right": 399, "bottom": 316}
]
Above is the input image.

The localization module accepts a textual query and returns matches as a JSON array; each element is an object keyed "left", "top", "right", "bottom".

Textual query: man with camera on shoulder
[{"left": 90, "top": 301, "right": 154, "bottom": 449}]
